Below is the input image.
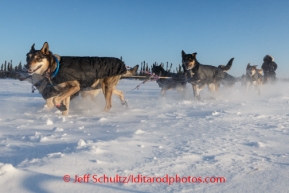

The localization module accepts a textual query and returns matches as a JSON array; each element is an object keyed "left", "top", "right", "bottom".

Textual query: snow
[{"left": 0, "top": 79, "right": 289, "bottom": 193}]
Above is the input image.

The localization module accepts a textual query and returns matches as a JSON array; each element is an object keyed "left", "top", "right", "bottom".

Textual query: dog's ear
[
  {"left": 41, "top": 42, "right": 50, "bottom": 55},
  {"left": 182, "top": 50, "right": 186, "bottom": 57},
  {"left": 247, "top": 63, "right": 250, "bottom": 68},
  {"left": 30, "top": 43, "right": 35, "bottom": 53},
  {"left": 192, "top": 52, "right": 197, "bottom": 58}
]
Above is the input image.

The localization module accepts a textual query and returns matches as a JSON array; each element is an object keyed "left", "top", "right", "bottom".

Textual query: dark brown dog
[
  {"left": 151, "top": 64, "right": 187, "bottom": 96},
  {"left": 182, "top": 50, "right": 235, "bottom": 100}
]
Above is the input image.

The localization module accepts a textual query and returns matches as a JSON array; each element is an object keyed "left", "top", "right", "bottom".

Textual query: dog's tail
[
  {"left": 122, "top": 65, "right": 139, "bottom": 77},
  {"left": 218, "top": 58, "right": 234, "bottom": 72}
]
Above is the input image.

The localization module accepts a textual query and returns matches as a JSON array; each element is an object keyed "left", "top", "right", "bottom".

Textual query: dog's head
[
  {"left": 246, "top": 63, "right": 258, "bottom": 76},
  {"left": 182, "top": 50, "right": 197, "bottom": 70},
  {"left": 25, "top": 42, "right": 52, "bottom": 75},
  {"left": 152, "top": 64, "right": 165, "bottom": 76}
]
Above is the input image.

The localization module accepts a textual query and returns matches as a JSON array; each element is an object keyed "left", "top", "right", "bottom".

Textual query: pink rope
[{"left": 129, "top": 71, "right": 160, "bottom": 92}]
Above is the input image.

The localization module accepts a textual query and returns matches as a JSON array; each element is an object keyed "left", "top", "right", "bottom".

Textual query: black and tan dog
[
  {"left": 182, "top": 50, "right": 235, "bottom": 100},
  {"left": 245, "top": 63, "right": 263, "bottom": 94},
  {"left": 17, "top": 67, "right": 138, "bottom": 111},
  {"left": 151, "top": 64, "right": 187, "bottom": 96},
  {"left": 25, "top": 42, "right": 132, "bottom": 115}
]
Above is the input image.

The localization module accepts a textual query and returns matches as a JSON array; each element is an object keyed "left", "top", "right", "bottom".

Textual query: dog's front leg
[
  {"left": 53, "top": 81, "right": 80, "bottom": 115},
  {"left": 62, "top": 96, "right": 71, "bottom": 116},
  {"left": 192, "top": 84, "right": 201, "bottom": 100}
]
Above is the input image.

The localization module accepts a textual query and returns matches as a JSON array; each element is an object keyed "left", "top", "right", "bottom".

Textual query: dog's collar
[{"left": 51, "top": 56, "right": 60, "bottom": 79}]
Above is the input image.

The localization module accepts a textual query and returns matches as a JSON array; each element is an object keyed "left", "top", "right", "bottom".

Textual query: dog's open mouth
[{"left": 27, "top": 65, "right": 42, "bottom": 74}]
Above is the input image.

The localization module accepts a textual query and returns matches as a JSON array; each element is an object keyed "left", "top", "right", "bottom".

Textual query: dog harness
[{"left": 50, "top": 56, "right": 127, "bottom": 89}]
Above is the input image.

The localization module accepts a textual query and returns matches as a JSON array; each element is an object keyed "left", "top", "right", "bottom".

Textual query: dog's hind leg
[
  {"left": 103, "top": 91, "right": 113, "bottom": 112},
  {"left": 102, "top": 75, "right": 121, "bottom": 112},
  {"left": 102, "top": 82, "right": 112, "bottom": 112}
]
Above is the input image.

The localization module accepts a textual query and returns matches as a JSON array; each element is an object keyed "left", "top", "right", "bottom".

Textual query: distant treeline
[
  {"left": 137, "top": 60, "right": 184, "bottom": 76},
  {"left": 0, "top": 60, "right": 22, "bottom": 79}
]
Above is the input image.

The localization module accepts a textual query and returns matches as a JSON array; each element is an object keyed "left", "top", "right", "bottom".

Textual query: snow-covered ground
[{"left": 0, "top": 78, "right": 289, "bottom": 193}]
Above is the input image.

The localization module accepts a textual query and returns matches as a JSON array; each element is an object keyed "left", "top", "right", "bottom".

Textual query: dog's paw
[
  {"left": 122, "top": 101, "right": 128, "bottom": 108},
  {"left": 53, "top": 98, "right": 67, "bottom": 112},
  {"left": 55, "top": 102, "right": 67, "bottom": 112}
]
